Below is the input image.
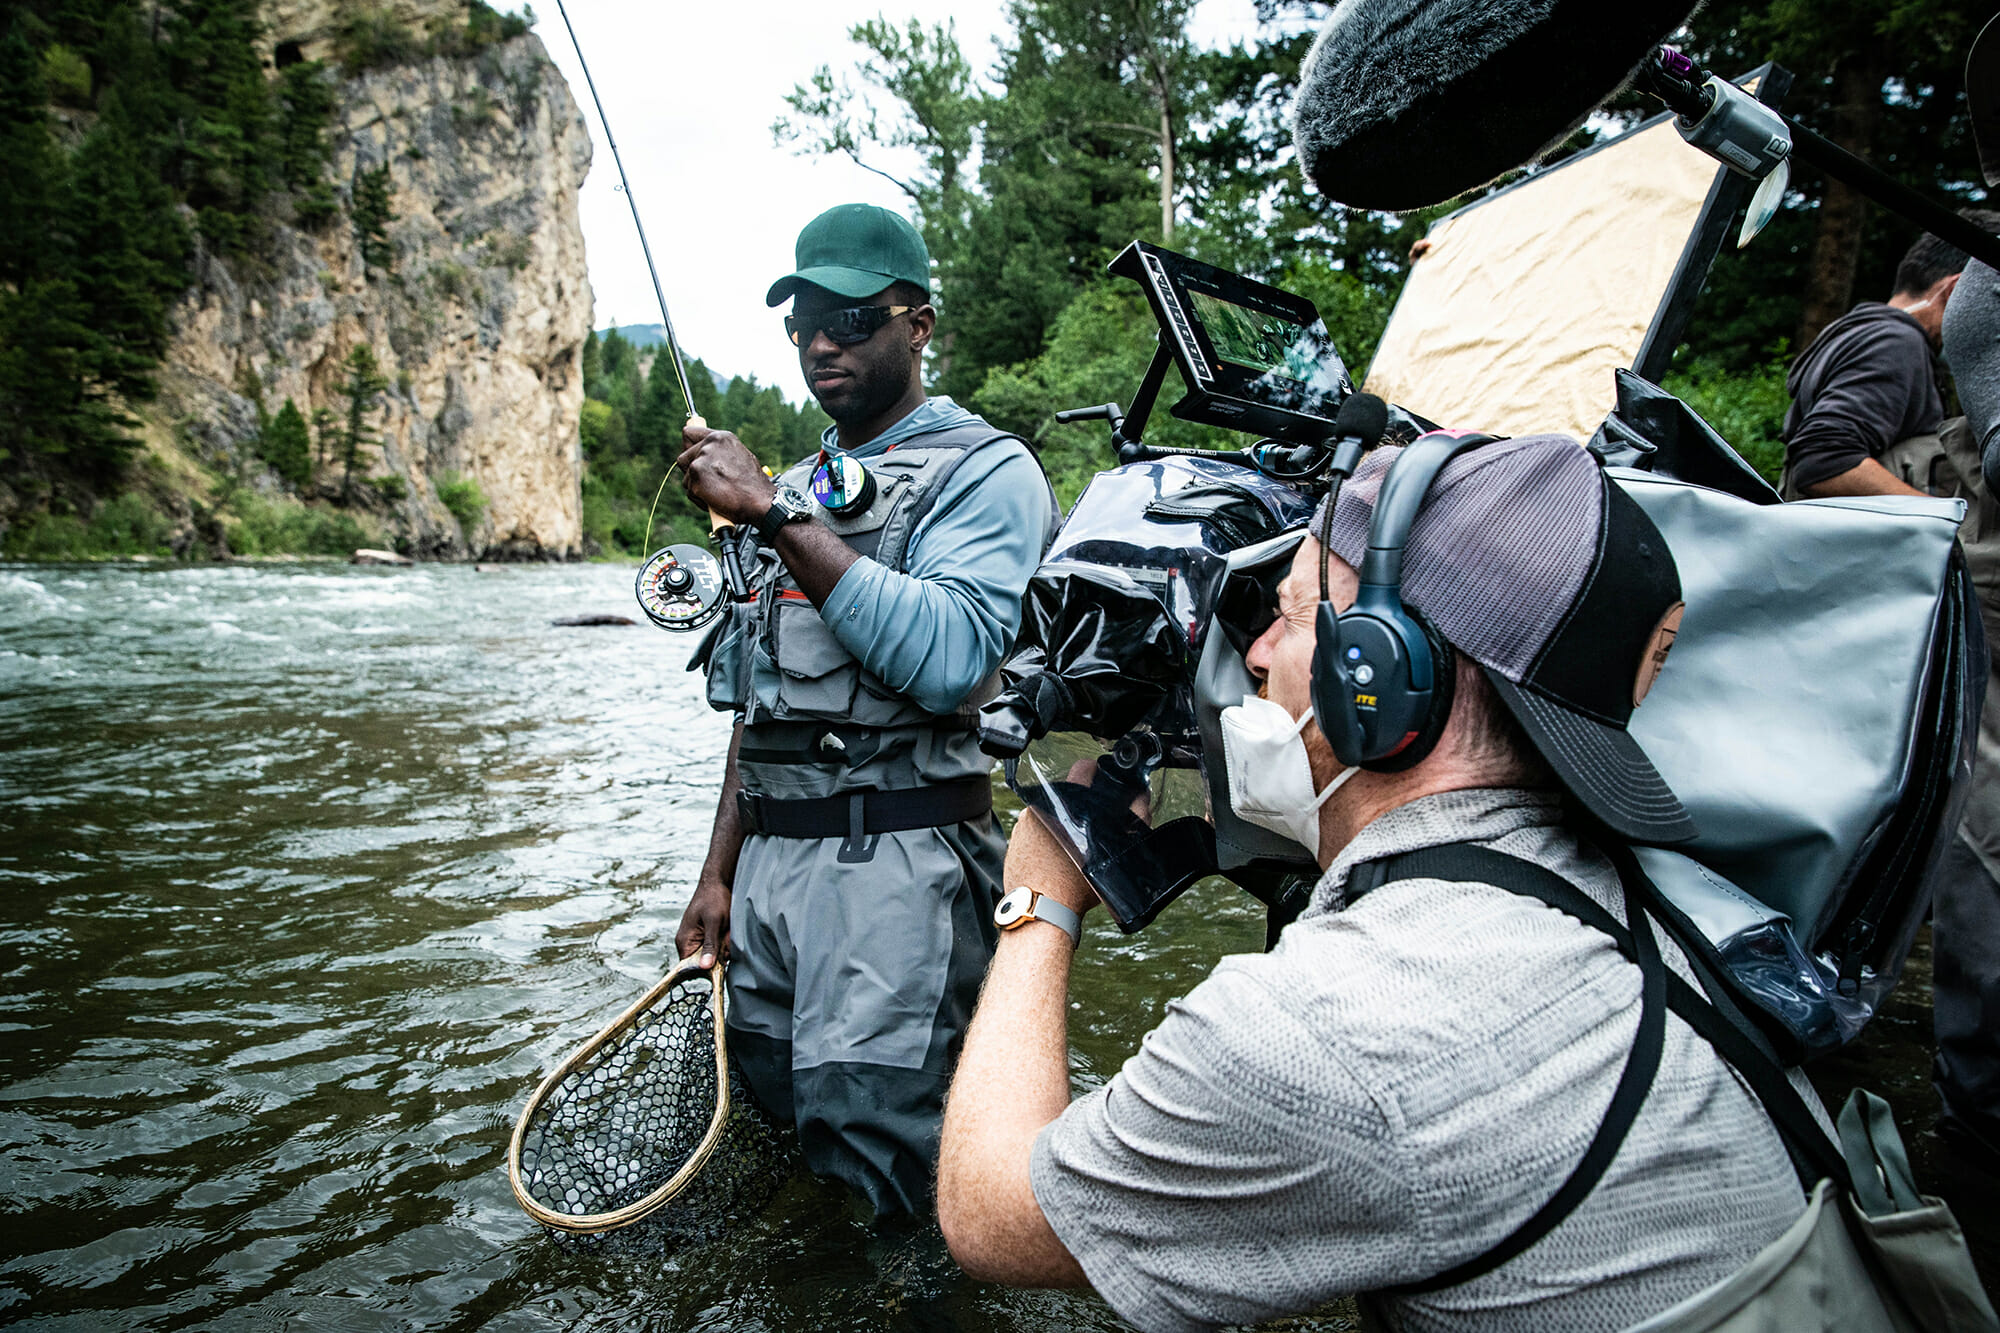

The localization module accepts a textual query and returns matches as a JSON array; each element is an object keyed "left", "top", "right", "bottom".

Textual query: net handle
[{"left": 506, "top": 957, "right": 731, "bottom": 1234}]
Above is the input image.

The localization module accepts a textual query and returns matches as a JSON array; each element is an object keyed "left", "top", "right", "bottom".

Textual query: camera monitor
[{"left": 1109, "top": 241, "right": 1354, "bottom": 443}]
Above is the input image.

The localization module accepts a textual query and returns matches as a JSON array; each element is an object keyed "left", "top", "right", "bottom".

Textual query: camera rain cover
[{"left": 979, "top": 455, "right": 1314, "bottom": 931}]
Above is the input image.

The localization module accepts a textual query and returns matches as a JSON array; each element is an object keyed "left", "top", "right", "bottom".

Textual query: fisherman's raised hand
[{"left": 678, "top": 424, "right": 775, "bottom": 526}]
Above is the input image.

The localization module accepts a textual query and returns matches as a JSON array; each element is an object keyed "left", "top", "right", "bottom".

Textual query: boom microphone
[{"left": 1291, "top": 0, "right": 1700, "bottom": 211}]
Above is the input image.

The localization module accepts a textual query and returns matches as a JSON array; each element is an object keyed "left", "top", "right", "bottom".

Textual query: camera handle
[{"left": 1054, "top": 343, "right": 1269, "bottom": 471}]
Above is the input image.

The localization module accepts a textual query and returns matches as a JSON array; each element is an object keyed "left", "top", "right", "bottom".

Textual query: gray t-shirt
[{"left": 1030, "top": 788, "right": 1813, "bottom": 1333}]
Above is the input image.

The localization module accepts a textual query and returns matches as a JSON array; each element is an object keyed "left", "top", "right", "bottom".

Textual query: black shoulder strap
[{"left": 1347, "top": 840, "right": 1847, "bottom": 1297}]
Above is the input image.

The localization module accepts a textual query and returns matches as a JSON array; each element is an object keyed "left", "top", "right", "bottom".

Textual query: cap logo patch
[{"left": 1632, "top": 602, "right": 1684, "bottom": 707}]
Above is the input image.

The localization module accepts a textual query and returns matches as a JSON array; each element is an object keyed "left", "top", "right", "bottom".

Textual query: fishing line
[{"left": 552, "top": 0, "right": 748, "bottom": 626}]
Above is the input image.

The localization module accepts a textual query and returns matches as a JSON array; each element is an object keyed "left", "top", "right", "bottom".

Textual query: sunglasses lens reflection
[{"left": 785, "top": 306, "right": 906, "bottom": 347}]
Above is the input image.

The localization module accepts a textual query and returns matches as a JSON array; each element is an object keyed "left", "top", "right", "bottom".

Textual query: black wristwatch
[{"left": 757, "top": 486, "right": 813, "bottom": 542}]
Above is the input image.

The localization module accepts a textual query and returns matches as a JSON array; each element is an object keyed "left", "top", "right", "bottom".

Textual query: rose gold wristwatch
[{"left": 994, "top": 886, "right": 1082, "bottom": 947}]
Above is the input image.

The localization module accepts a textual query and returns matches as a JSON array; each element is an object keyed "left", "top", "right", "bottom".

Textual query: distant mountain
[
  {"left": 599, "top": 325, "right": 730, "bottom": 391},
  {"left": 607, "top": 322, "right": 668, "bottom": 348}
]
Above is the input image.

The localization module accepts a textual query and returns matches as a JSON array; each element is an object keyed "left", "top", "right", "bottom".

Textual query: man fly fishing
[{"left": 673, "top": 203, "right": 1057, "bottom": 1218}]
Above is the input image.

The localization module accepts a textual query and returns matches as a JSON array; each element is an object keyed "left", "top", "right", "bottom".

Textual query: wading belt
[
  {"left": 1345, "top": 840, "right": 1847, "bottom": 1298},
  {"left": 735, "top": 775, "right": 992, "bottom": 840}
]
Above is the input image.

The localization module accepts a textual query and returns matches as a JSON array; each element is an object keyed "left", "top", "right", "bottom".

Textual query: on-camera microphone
[
  {"left": 1325, "top": 392, "right": 1389, "bottom": 481},
  {"left": 1290, "top": 0, "right": 1700, "bottom": 210}
]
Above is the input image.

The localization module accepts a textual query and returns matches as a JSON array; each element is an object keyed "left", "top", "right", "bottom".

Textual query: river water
[
  {"left": 0, "top": 561, "right": 1283, "bottom": 1331},
  {"left": 1, "top": 561, "right": 1990, "bottom": 1331}
]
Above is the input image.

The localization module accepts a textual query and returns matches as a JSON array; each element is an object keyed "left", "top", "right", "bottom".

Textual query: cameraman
[{"left": 937, "top": 436, "right": 1816, "bottom": 1330}]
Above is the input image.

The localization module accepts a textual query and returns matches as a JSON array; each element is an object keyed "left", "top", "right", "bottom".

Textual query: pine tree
[
  {"left": 352, "top": 163, "right": 397, "bottom": 272},
  {"left": 259, "top": 397, "right": 312, "bottom": 487},
  {"left": 337, "top": 346, "right": 388, "bottom": 503},
  {"left": 278, "top": 61, "right": 338, "bottom": 227}
]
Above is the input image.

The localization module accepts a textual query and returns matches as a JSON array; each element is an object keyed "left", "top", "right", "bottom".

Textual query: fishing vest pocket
[
  {"left": 769, "top": 597, "right": 859, "bottom": 720},
  {"left": 852, "top": 669, "right": 925, "bottom": 727},
  {"left": 699, "top": 607, "right": 751, "bottom": 712}
]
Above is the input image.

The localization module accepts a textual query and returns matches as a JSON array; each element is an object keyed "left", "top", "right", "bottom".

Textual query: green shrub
[
  {"left": 42, "top": 43, "right": 91, "bottom": 107},
  {"left": 485, "top": 231, "right": 531, "bottom": 271},
  {"left": 437, "top": 471, "right": 486, "bottom": 532},
  {"left": 1661, "top": 353, "right": 1791, "bottom": 486},
  {"left": 2, "top": 493, "right": 175, "bottom": 559},
  {"left": 224, "top": 492, "right": 371, "bottom": 556},
  {"left": 335, "top": 10, "right": 423, "bottom": 73},
  {"left": 430, "top": 261, "right": 471, "bottom": 302},
  {"left": 370, "top": 473, "right": 408, "bottom": 502}
]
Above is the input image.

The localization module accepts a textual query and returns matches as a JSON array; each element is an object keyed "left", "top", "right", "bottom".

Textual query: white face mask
[{"left": 1218, "top": 694, "right": 1358, "bottom": 856}]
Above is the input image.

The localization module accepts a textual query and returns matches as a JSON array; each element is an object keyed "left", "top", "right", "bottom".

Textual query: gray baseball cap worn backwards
[
  {"left": 766, "top": 204, "right": 932, "bottom": 307},
  {"left": 1313, "top": 434, "right": 1696, "bottom": 844}
]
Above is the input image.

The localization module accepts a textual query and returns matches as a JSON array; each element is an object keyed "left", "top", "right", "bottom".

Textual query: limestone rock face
[{"left": 158, "top": 25, "right": 591, "bottom": 558}]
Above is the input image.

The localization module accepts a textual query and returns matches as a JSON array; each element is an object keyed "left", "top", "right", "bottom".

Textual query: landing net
[{"left": 509, "top": 960, "right": 729, "bottom": 1233}]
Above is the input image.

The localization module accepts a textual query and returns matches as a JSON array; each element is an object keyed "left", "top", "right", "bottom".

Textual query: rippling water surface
[{"left": 0, "top": 561, "right": 1290, "bottom": 1331}]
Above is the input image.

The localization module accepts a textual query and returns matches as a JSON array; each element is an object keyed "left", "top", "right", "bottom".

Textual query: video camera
[{"left": 978, "top": 242, "right": 1435, "bottom": 931}]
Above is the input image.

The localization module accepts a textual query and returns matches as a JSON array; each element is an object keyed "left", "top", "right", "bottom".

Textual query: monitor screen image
[{"left": 1188, "top": 291, "right": 1318, "bottom": 381}]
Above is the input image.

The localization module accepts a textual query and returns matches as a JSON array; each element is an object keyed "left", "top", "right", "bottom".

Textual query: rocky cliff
[{"left": 155, "top": 3, "right": 591, "bottom": 558}]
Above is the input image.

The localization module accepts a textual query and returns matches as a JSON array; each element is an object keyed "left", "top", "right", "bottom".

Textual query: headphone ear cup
[
  {"left": 1361, "top": 608, "right": 1456, "bottom": 773},
  {"left": 1311, "top": 601, "right": 1369, "bottom": 767}
]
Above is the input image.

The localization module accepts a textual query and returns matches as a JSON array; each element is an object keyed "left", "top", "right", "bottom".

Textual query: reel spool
[
  {"left": 811, "top": 452, "right": 876, "bottom": 517},
  {"left": 635, "top": 544, "right": 728, "bottom": 632}
]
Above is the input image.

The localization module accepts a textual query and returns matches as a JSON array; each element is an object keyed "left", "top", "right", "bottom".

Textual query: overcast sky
[{"left": 533, "top": 0, "right": 1268, "bottom": 400}]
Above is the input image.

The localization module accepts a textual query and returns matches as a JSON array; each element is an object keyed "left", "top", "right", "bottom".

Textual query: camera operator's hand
[
  {"left": 678, "top": 424, "right": 776, "bottom": 526},
  {"left": 1005, "top": 808, "right": 1101, "bottom": 920}
]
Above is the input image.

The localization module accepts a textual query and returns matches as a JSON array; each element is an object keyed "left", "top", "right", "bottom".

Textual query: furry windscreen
[{"left": 1290, "top": 0, "right": 1700, "bottom": 211}]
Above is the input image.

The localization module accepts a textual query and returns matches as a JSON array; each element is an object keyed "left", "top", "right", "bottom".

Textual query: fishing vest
[{"left": 699, "top": 419, "right": 1056, "bottom": 788}]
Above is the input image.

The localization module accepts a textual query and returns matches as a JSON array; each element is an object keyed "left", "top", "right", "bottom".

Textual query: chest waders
[{"left": 694, "top": 421, "right": 1057, "bottom": 1217}]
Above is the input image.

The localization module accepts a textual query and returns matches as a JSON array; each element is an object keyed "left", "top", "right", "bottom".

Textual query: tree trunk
[
  {"left": 1796, "top": 54, "right": 1887, "bottom": 349},
  {"left": 1158, "top": 92, "right": 1176, "bottom": 244}
]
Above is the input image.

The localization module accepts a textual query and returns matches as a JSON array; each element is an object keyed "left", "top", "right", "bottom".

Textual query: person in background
[
  {"left": 938, "top": 436, "right": 1817, "bottom": 1330},
  {"left": 1780, "top": 214, "right": 1999, "bottom": 501},
  {"left": 674, "top": 203, "right": 1055, "bottom": 1217}
]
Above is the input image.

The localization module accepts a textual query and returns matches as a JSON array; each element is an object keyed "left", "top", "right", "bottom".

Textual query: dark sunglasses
[{"left": 784, "top": 304, "right": 917, "bottom": 347}]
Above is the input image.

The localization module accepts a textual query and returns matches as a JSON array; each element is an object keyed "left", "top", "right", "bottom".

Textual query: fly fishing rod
[{"left": 552, "top": 0, "right": 746, "bottom": 633}]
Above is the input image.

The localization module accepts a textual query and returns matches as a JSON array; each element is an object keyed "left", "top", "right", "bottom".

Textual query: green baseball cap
[{"left": 765, "top": 204, "right": 931, "bottom": 307}]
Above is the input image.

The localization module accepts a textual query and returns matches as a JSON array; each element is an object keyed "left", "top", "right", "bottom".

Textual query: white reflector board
[{"left": 1364, "top": 85, "right": 1761, "bottom": 441}]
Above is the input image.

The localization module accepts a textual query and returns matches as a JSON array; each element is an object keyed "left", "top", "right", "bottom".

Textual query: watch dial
[{"left": 994, "top": 887, "right": 1033, "bottom": 927}]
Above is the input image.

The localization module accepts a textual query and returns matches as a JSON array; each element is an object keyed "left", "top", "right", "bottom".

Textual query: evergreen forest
[{"left": 763, "top": 0, "right": 1990, "bottom": 502}]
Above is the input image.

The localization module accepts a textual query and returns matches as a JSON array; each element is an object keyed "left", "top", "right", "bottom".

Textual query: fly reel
[{"left": 635, "top": 544, "right": 728, "bottom": 632}]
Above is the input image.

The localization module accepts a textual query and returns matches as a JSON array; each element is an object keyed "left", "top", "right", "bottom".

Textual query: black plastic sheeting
[
  {"left": 979, "top": 455, "right": 1314, "bottom": 760},
  {"left": 979, "top": 454, "right": 1314, "bottom": 931}
]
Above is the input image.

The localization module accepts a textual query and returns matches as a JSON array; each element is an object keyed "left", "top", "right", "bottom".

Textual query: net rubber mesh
[{"left": 517, "top": 972, "right": 722, "bottom": 1223}]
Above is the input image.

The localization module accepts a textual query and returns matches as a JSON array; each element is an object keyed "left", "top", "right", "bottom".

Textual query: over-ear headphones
[{"left": 1310, "top": 431, "right": 1499, "bottom": 771}]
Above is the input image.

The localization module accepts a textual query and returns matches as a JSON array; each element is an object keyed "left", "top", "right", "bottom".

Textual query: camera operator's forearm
[
  {"left": 938, "top": 928, "right": 1086, "bottom": 1287},
  {"left": 1800, "top": 456, "right": 1928, "bottom": 499}
]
